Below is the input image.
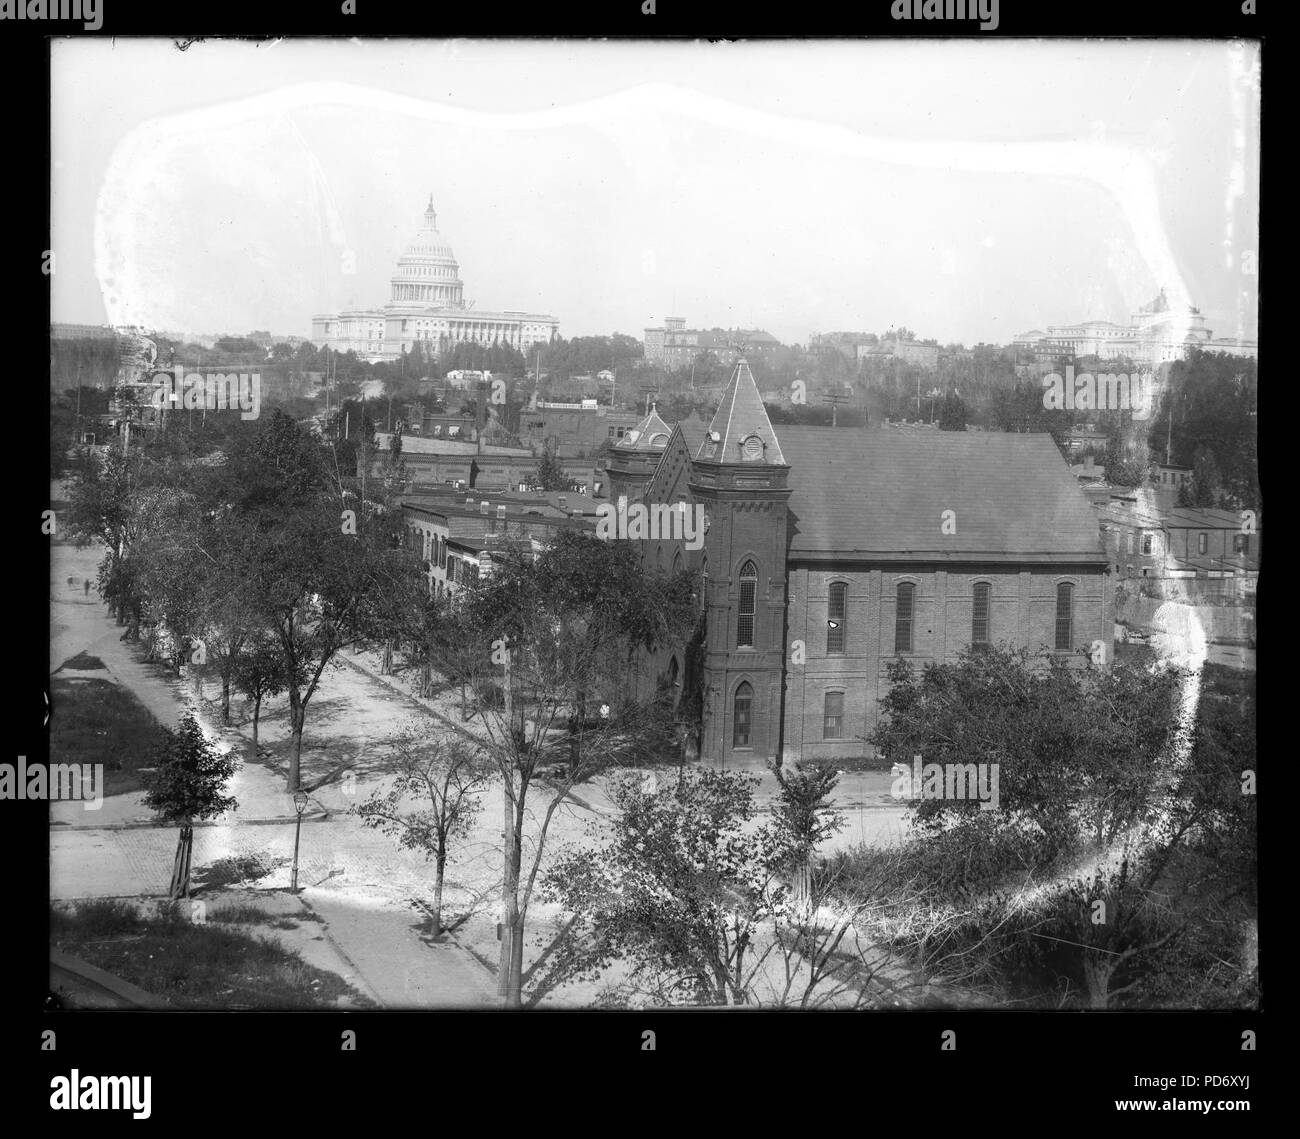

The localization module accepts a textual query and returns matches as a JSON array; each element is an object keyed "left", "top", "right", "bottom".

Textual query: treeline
[{"left": 1149, "top": 349, "right": 1258, "bottom": 509}]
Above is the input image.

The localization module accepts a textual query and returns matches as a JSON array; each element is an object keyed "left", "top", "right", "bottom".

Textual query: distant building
[
  {"left": 312, "top": 197, "right": 558, "bottom": 364},
  {"left": 890, "top": 340, "right": 940, "bottom": 369},
  {"left": 1014, "top": 289, "right": 1256, "bottom": 366},
  {"left": 1152, "top": 463, "right": 1193, "bottom": 506},
  {"left": 854, "top": 337, "right": 940, "bottom": 368},
  {"left": 401, "top": 499, "right": 595, "bottom": 602},
  {"left": 643, "top": 318, "right": 780, "bottom": 368},
  {"left": 50, "top": 322, "right": 118, "bottom": 342},
  {"left": 367, "top": 432, "right": 600, "bottom": 496},
  {"left": 520, "top": 401, "right": 642, "bottom": 457}
]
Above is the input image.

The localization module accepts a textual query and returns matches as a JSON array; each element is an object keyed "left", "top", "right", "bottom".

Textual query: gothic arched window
[
  {"left": 827, "top": 582, "right": 847, "bottom": 654},
  {"left": 972, "top": 582, "right": 991, "bottom": 650},
  {"left": 1055, "top": 582, "right": 1074, "bottom": 651},
  {"left": 733, "top": 681, "right": 753, "bottom": 747},
  {"left": 737, "top": 561, "right": 758, "bottom": 648},
  {"left": 895, "top": 582, "right": 915, "bottom": 654}
]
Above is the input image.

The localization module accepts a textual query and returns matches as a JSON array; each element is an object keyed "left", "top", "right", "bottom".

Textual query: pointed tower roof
[
  {"left": 616, "top": 403, "right": 673, "bottom": 451},
  {"left": 696, "top": 357, "right": 786, "bottom": 465}
]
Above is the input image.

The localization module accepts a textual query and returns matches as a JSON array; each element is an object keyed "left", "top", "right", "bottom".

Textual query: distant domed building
[{"left": 311, "top": 196, "right": 559, "bottom": 363}]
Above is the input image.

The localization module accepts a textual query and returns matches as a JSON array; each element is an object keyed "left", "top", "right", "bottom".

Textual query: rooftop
[{"left": 778, "top": 426, "right": 1106, "bottom": 564}]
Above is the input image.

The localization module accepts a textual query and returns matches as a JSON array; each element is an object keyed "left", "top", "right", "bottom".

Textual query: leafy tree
[
  {"left": 1146, "top": 351, "right": 1257, "bottom": 506},
  {"left": 533, "top": 446, "right": 577, "bottom": 491},
  {"left": 544, "top": 769, "right": 794, "bottom": 1005},
  {"left": 353, "top": 726, "right": 492, "bottom": 936},
  {"left": 937, "top": 391, "right": 969, "bottom": 431},
  {"left": 872, "top": 649, "right": 1184, "bottom": 871},
  {"left": 1188, "top": 444, "right": 1224, "bottom": 508},
  {"left": 856, "top": 647, "right": 1254, "bottom": 1007},
  {"left": 142, "top": 713, "right": 239, "bottom": 898},
  {"left": 63, "top": 445, "right": 148, "bottom": 630},
  {"left": 1103, "top": 443, "right": 1149, "bottom": 488},
  {"left": 770, "top": 760, "right": 845, "bottom": 902},
  {"left": 244, "top": 495, "right": 413, "bottom": 790},
  {"left": 214, "top": 336, "right": 264, "bottom": 357},
  {"left": 223, "top": 412, "right": 418, "bottom": 789},
  {"left": 542, "top": 767, "right": 873, "bottom": 1008},
  {"left": 446, "top": 529, "right": 698, "bottom": 1006},
  {"left": 232, "top": 634, "right": 294, "bottom": 757}
]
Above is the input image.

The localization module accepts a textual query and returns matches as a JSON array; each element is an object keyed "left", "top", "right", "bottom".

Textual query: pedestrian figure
[
  {"left": 83, "top": 579, "right": 91, "bottom": 597},
  {"left": 67, "top": 576, "right": 74, "bottom": 589}
]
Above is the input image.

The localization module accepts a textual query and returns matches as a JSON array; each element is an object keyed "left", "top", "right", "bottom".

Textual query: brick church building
[{"left": 605, "top": 358, "right": 1112, "bottom": 766}]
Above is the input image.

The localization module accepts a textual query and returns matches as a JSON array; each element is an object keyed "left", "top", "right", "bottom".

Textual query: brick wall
[{"left": 783, "top": 564, "right": 1111, "bottom": 761}]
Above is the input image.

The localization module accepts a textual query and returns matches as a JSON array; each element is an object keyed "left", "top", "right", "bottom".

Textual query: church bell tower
[{"left": 688, "top": 357, "right": 791, "bottom": 765}]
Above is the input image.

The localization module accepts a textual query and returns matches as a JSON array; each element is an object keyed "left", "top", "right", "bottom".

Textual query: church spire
[{"left": 697, "top": 356, "right": 786, "bottom": 466}]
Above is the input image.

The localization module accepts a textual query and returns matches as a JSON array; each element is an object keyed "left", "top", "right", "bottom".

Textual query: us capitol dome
[{"left": 311, "top": 195, "right": 558, "bottom": 363}]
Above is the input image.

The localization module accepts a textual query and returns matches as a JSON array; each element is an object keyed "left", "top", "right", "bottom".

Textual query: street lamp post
[{"left": 291, "top": 788, "right": 309, "bottom": 893}]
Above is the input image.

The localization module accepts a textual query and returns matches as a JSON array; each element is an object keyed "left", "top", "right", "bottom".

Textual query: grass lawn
[
  {"left": 48, "top": 676, "right": 171, "bottom": 797},
  {"left": 51, "top": 899, "right": 372, "bottom": 1009}
]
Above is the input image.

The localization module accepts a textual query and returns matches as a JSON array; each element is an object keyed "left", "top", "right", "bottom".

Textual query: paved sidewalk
[{"left": 49, "top": 528, "right": 503, "bottom": 1007}]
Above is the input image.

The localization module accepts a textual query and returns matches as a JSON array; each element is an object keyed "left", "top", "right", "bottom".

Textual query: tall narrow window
[
  {"left": 1142, "top": 533, "right": 1153, "bottom": 555},
  {"left": 672, "top": 549, "right": 684, "bottom": 576},
  {"left": 737, "top": 560, "right": 758, "bottom": 647},
  {"left": 823, "top": 692, "right": 844, "bottom": 739},
  {"left": 733, "top": 682, "right": 753, "bottom": 747},
  {"left": 1198, "top": 532, "right": 1208, "bottom": 555},
  {"left": 972, "top": 582, "right": 991, "bottom": 649},
  {"left": 1055, "top": 582, "right": 1074, "bottom": 650},
  {"left": 827, "top": 582, "right": 847, "bottom": 654},
  {"left": 895, "top": 582, "right": 915, "bottom": 654}
]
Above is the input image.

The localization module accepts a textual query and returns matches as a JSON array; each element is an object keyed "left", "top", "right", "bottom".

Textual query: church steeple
[
  {"left": 696, "top": 357, "right": 786, "bottom": 466},
  {"left": 688, "top": 353, "right": 792, "bottom": 767}
]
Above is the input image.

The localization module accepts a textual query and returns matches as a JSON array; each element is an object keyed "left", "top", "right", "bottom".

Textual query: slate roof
[
  {"left": 676, "top": 413, "right": 708, "bottom": 458},
  {"left": 696, "top": 358, "right": 787, "bottom": 466},
  {"left": 616, "top": 406, "right": 673, "bottom": 451},
  {"left": 777, "top": 426, "right": 1107, "bottom": 564},
  {"left": 1163, "top": 507, "right": 1252, "bottom": 531}
]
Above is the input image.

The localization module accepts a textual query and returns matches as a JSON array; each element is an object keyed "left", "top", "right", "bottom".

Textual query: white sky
[{"left": 51, "top": 38, "right": 1260, "bottom": 347}]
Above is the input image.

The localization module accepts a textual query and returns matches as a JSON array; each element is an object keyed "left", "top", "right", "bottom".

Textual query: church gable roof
[
  {"left": 616, "top": 405, "right": 673, "bottom": 452},
  {"left": 778, "top": 426, "right": 1107, "bottom": 563},
  {"left": 644, "top": 423, "right": 697, "bottom": 505}
]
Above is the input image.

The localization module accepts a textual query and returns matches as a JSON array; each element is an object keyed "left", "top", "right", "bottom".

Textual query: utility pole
[
  {"left": 821, "top": 392, "right": 849, "bottom": 428},
  {"left": 498, "top": 643, "right": 515, "bottom": 1002},
  {"left": 1165, "top": 387, "right": 1173, "bottom": 466}
]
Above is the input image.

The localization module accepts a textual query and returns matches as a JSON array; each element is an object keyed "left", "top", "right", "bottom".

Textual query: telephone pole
[{"left": 821, "top": 392, "right": 850, "bottom": 427}]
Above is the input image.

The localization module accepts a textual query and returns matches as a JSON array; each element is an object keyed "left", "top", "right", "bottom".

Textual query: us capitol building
[{"left": 311, "top": 197, "right": 559, "bottom": 363}]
